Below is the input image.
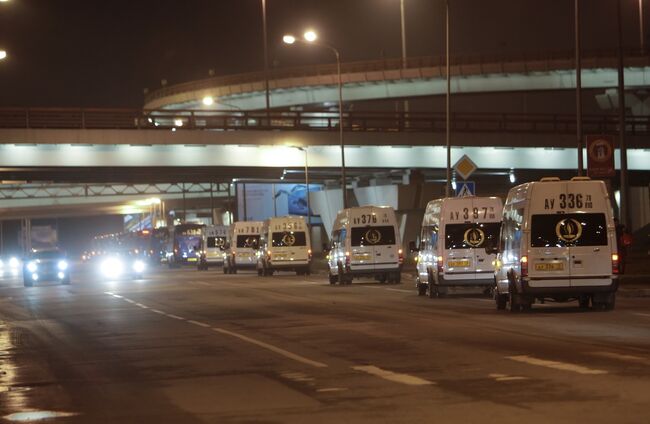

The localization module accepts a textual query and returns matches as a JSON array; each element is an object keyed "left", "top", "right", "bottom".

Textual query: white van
[
  {"left": 197, "top": 225, "right": 229, "bottom": 270},
  {"left": 327, "top": 206, "right": 403, "bottom": 284},
  {"left": 492, "top": 177, "right": 618, "bottom": 312},
  {"left": 223, "top": 221, "right": 263, "bottom": 274},
  {"left": 257, "top": 216, "right": 312, "bottom": 276},
  {"left": 413, "top": 196, "right": 503, "bottom": 297}
]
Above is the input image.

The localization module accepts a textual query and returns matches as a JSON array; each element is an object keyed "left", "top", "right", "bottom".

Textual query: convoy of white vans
[{"left": 147, "top": 176, "right": 621, "bottom": 313}]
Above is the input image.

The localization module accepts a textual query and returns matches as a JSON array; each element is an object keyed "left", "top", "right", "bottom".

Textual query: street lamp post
[
  {"left": 294, "top": 147, "right": 311, "bottom": 231},
  {"left": 261, "top": 0, "right": 271, "bottom": 117},
  {"left": 640, "top": 0, "right": 646, "bottom": 53},
  {"left": 575, "top": 0, "right": 584, "bottom": 176},
  {"left": 616, "top": 0, "right": 629, "bottom": 227},
  {"left": 445, "top": 0, "right": 451, "bottom": 197},
  {"left": 283, "top": 31, "right": 347, "bottom": 209}
]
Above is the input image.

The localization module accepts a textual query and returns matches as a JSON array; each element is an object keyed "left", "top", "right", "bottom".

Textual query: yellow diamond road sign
[{"left": 453, "top": 154, "right": 478, "bottom": 180}]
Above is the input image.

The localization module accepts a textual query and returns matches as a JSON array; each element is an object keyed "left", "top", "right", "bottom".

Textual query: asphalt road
[{"left": 0, "top": 264, "right": 649, "bottom": 423}]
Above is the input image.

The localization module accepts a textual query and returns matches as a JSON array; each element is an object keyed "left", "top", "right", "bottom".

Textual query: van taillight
[
  {"left": 308, "top": 249, "right": 312, "bottom": 260},
  {"left": 398, "top": 248, "right": 404, "bottom": 264},
  {"left": 345, "top": 251, "right": 351, "bottom": 266},
  {"left": 521, "top": 255, "right": 529, "bottom": 277},
  {"left": 612, "top": 253, "right": 620, "bottom": 275},
  {"left": 267, "top": 250, "right": 272, "bottom": 259},
  {"left": 437, "top": 256, "right": 444, "bottom": 274}
]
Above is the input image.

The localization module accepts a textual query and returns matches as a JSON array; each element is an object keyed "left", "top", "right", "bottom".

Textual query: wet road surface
[{"left": 0, "top": 264, "right": 649, "bottom": 423}]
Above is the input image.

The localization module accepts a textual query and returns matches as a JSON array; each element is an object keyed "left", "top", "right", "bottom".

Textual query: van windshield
[
  {"left": 531, "top": 213, "right": 608, "bottom": 247},
  {"left": 272, "top": 231, "right": 307, "bottom": 247},
  {"left": 236, "top": 235, "right": 260, "bottom": 249},
  {"left": 351, "top": 226, "right": 396, "bottom": 247},
  {"left": 444, "top": 223, "right": 501, "bottom": 250}
]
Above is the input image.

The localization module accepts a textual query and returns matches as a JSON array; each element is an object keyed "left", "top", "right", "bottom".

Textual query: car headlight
[
  {"left": 58, "top": 260, "right": 69, "bottom": 271},
  {"left": 133, "top": 260, "right": 145, "bottom": 274},
  {"left": 9, "top": 257, "right": 19, "bottom": 268},
  {"left": 100, "top": 257, "right": 124, "bottom": 279},
  {"left": 27, "top": 261, "right": 38, "bottom": 273}
]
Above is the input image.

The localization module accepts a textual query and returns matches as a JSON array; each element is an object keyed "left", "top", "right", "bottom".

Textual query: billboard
[{"left": 237, "top": 183, "right": 321, "bottom": 222}]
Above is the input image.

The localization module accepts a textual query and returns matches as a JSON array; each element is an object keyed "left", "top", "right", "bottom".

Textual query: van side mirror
[
  {"left": 485, "top": 245, "right": 499, "bottom": 255},
  {"left": 408, "top": 241, "right": 418, "bottom": 253}
]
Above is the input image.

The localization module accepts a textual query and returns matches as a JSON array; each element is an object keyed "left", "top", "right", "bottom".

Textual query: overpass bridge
[{"left": 142, "top": 50, "right": 650, "bottom": 113}]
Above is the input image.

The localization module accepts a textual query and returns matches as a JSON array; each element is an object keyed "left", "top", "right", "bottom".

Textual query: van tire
[
  {"left": 393, "top": 272, "right": 401, "bottom": 284},
  {"left": 495, "top": 292, "right": 507, "bottom": 310},
  {"left": 378, "top": 274, "right": 387, "bottom": 284},
  {"left": 578, "top": 295, "right": 590, "bottom": 309},
  {"left": 338, "top": 264, "right": 350, "bottom": 285},
  {"left": 329, "top": 272, "right": 338, "bottom": 284},
  {"left": 417, "top": 283, "right": 427, "bottom": 296},
  {"left": 427, "top": 269, "right": 437, "bottom": 298},
  {"left": 257, "top": 268, "right": 263, "bottom": 277}
]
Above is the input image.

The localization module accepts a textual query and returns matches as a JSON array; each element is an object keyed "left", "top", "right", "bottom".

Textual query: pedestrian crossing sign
[{"left": 455, "top": 181, "right": 475, "bottom": 197}]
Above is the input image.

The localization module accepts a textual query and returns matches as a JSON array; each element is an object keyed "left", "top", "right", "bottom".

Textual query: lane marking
[
  {"left": 165, "top": 314, "right": 186, "bottom": 321},
  {"left": 489, "top": 373, "right": 528, "bottom": 382},
  {"left": 212, "top": 327, "right": 328, "bottom": 368},
  {"left": 385, "top": 288, "right": 412, "bottom": 293},
  {"left": 507, "top": 355, "right": 607, "bottom": 375},
  {"left": 351, "top": 365, "right": 434, "bottom": 386},
  {"left": 632, "top": 312, "right": 650, "bottom": 318},
  {"left": 317, "top": 387, "right": 348, "bottom": 393},
  {"left": 135, "top": 303, "right": 148, "bottom": 309},
  {"left": 123, "top": 299, "right": 136, "bottom": 304},
  {"left": 591, "top": 351, "right": 650, "bottom": 365},
  {"left": 150, "top": 309, "right": 166, "bottom": 315},
  {"left": 187, "top": 320, "right": 211, "bottom": 328}
]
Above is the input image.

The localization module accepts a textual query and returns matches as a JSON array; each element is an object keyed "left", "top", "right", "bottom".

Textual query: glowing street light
[
  {"left": 202, "top": 96, "right": 214, "bottom": 106},
  {"left": 0, "top": 50, "right": 6, "bottom": 60},
  {"left": 282, "top": 35, "right": 296, "bottom": 45},
  {"left": 303, "top": 30, "right": 317, "bottom": 42}
]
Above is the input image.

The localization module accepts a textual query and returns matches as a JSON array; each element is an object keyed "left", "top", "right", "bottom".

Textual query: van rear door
[{"left": 566, "top": 213, "right": 611, "bottom": 287}]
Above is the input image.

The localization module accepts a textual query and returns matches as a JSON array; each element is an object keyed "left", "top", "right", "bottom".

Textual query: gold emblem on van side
[
  {"left": 244, "top": 237, "right": 257, "bottom": 248},
  {"left": 556, "top": 218, "right": 582, "bottom": 243},
  {"left": 282, "top": 233, "right": 296, "bottom": 246},
  {"left": 365, "top": 229, "right": 382, "bottom": 245},
  {"left": 215, "top": 238, "right": 225, "bottom": 247},
  {"left": 463, "top": 228, "right": 485, "bottom": 247}
]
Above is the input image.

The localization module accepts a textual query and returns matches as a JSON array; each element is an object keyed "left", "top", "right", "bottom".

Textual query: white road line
[
  {"left": 385, "top": 288, "right": 412, "bottom": 293},
  {"left": 507, "top": 355, "right": 607, "bottom": 375},
  {"left": 489, "top": 373, "right": 528, "bottom": 382},
  {"left": 165, "top": 314, "right": 186, "bottom": 321},
  {"left": 212, "top": 327, "right": 328, "bottom": 368},
  {"left": 123, "top": 299, "right": 136, "bottom": 304},
  {"left": 351, "top": 365, "right": 434, "bottom": 386},
  {"left": 591, "top": 351, "right": 650, "bottom": 365},
  {"left": 187, "top": 320, "right": 211, "bottom": 328},
  {"left": 135, "top": 303, "right": 148, "bottom": 309},
  {"left": 317, "top": 387, "right": 348, "bottom": 393},
  {"left": 150, "top": 309, "right": 166, "bottom": 315},
  {"left": 632, "top": 312, "right": 650, "bottom": 318}
]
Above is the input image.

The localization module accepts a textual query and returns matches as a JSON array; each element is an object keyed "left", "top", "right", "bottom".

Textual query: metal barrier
[{"left": 0, "top": 107, "right": 648, "bottom": 135}]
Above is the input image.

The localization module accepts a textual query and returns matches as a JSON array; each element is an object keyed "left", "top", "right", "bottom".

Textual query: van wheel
[
  {"left": 427, "top": 269, "right": 437, "bottom": 298},
  {"left": 378, "top": 274, "right": 387, "bottom": 284},
  {"left": 337, "top": 264, "right": 349, "bottom": 285},
  {"left": 508, "top": 294, "right": 522, "bottom": 313},
  {"left": 257, "top": 268, "right": 263, "bottom": 277},
  {"left": 223, "top": 266, "right": 228, "bottom": 274},
  {"left": 329, "top": 272, "right": 338, "bottom": 284},
  {"left": 495, "top": 291, "right": 507, "bottom": 310},
  {"left": 417, "top": 283, "right": 427, "bottom": 296},
  {"left": 578, "top": 295, "right": 590, "bottom": 309},
  {"left": 393, "top": 272, "right": 401, "bottom": 284}
]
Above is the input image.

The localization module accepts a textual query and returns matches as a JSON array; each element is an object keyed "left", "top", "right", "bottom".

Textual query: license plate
[
  {"left": 353, "top": 254, "right": 370, "bottom": 261},
  {"left": 448, "top": 259, "right": 470, "bottom": 268},
  {"left": 238, "top": 253, "right": 250, "bottom": 258},
  {"left": 535, "top": 262, "right": 564, "bottom": 271},
  {"left": 274, "top": 254, "right": 288, "bottom": 260},
  {"left": 187, "top": 258, "right": 198, "bottom": 262}
]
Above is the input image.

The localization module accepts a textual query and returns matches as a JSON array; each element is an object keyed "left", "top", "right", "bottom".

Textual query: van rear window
[
  {"left": 351, "top": 226, "right": 396, "bottom": 246},
  {"left": 236, "top": 235, "right": 260, "bottom": 249},
  {"left": 207, "top": 236, "right": 226, "bottom": 249},
  {"left": 531, "top": 213, "right": 607, "bottom": 247},
  {"left": 445, "top": 223, "right": 501, "bottom": 249},
  {"left": 272, "top": 231, "right": 307, "bottom": 247}
]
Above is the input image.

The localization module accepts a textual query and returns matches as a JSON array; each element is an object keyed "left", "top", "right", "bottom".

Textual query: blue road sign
[{"left": 455, "top": 181, "right": 475, "bottom": 197}]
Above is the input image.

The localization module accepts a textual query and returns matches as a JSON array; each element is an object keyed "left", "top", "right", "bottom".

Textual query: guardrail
[
  {"left": 143, "top": 49, "right": 650, "bottom": 105},
  {"left": 0, "top": 108, "right": 648, "bottom": 136}
]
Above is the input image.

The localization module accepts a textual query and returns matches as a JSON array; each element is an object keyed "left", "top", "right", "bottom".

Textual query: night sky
[{"left": 0, "top": 0, "right": 645, "bottom": 108}]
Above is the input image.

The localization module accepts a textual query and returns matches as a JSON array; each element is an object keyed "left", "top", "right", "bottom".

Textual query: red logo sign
[{"left": 586, "top": 135, "right": 615, "bottom": 178}]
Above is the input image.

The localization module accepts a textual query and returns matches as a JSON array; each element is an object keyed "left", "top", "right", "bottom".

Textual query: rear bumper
[
  {"left": 439, "top": 272, "right": 494, "bottom": 287},
  {"left": 520, "top": 278, "right": 618, "bottom": 296},
  {"left": 269, "top": 261, "right": 310, "bottom": 270},
  {"left": 347, "top": 265, "right": 401, "bottom": 276}
]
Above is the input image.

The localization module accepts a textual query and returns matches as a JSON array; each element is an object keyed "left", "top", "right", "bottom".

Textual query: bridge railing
[
  {"left": 143, "top": 49, "right": 649, "bottom": 104},
  {"left": 0, "top": 107, "right": 648, "bottom": 135}
]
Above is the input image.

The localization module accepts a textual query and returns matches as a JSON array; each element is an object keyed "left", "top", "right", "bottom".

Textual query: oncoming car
[
  {"left": 23, "top": 249, "right": 71, "bottom": 287},
  {"left": 98, "top": 251, "right": 147, "bottom": 280}
]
